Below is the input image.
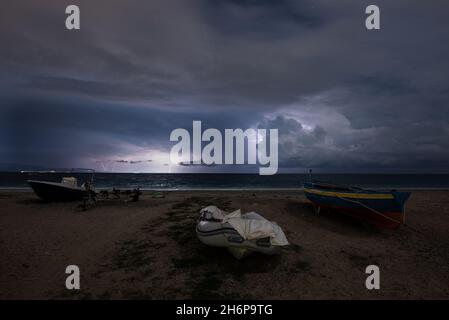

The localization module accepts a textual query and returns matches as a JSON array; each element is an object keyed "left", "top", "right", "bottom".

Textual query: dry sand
[{"left": 0, "top": 190, "right": 448, "bottom": 299}]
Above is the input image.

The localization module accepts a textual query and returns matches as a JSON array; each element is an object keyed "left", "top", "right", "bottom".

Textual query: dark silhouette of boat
[
  {"left": 304, "top": 181, "right": 411, "bottom": 229},
  {"left": 26, "top": 169, "right": 96, "bottom": 202},
  {"left": 28, "top": 177, "right": 90, "bottom": 202}
]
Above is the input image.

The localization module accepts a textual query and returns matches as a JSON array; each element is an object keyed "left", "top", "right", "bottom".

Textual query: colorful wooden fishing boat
[{"left": 303, "top": 181, "right": 411, "bottom": 229}]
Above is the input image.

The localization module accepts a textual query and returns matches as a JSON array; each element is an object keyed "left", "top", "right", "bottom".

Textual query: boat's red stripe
[{"left": 309, "top": 202, "right": 404, "bottom": 230}]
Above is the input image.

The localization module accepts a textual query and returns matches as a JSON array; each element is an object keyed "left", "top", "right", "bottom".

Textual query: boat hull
[
  {"left": 28, "top": 180, "right": 87, "bottom": 202},
  {"left": 196, "top": 221, "right": 281, "bottom": 259},
  {"left": 303, "top": 182, "right": 411, "bottom": 229}
]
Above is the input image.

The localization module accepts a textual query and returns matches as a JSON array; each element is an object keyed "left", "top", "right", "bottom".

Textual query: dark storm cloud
[
  {"left": 1, "top": 0, "right": 449, "bottom": 172},
  {"left": 203, "top": 0, "right": 325, "bottom": 37},
  {"left": 0, "top": 91, "right": 261, "bottom": 169},
  {"left": 260, "top": 115, "right": 449, "bottom": 172}
]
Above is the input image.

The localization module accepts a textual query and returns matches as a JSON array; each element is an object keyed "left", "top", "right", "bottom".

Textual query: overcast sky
[{"left": 1, "top": 0, "right": 449, "bottom": 173}]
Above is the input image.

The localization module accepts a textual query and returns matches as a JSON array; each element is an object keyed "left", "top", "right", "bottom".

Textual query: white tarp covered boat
[{"left": 196, "top": 206, "right": 289, "bottom": 259}]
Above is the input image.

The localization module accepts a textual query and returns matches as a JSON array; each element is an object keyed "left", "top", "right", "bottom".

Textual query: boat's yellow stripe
[{"left": 304, "top": 188, "right": 394, "bottom": 199}]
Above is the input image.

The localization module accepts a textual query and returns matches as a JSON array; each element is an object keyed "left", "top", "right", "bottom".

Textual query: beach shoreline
[
  {"left": 0, "top": 190, "right": 448, "bottom": 299},
  {"left": 3, "top": 187, "right": 449, "bottom": 192}
]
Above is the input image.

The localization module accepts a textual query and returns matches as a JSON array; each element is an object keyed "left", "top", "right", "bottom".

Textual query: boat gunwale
[
  {"left": 27, "top": 180, "right": 85, "bottom": 191},
  {"left": 304, "top": 187, "right": 395, "bottom": 199}
]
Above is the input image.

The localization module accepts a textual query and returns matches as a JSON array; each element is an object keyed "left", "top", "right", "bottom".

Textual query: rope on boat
[{"left": 337, "top": 196, "right": 403, "bottom": 225}]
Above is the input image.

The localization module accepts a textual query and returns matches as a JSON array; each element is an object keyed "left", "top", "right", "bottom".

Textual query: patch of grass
[
  {"left": 113, "top": 239, "right": 160, "bottom": 271},
  {"left": 166, "top": 221, "right": 197, "bottom": 245},
  {"left": 293, "top": 260, "right": 311, "bottom": 272},
  {"left": 289, "top": 243, "right": 303, "bottom": 253},
  {"left": 349, "top": 254, "right": 379, "bottom": 268},
  {"left": 118, "top": 289, "right": 153, "bottom": 300},
  {"left": 189, "top": 271, "right": 225, "bottom": 300},
  {"left": 223, "top": 253, "right": 283, "bottom": 280},
  {"left": 171, "top": 202, "right": 194, "bottom": 211},
  {"left": 164, "top": 212, "right": 192, "bottom": 223},
  {"left": 341, "top": 250, "right": 379, "bottom": 268},
  {"left": 172, "top": 255, "right": 209, "bottom": 269}
]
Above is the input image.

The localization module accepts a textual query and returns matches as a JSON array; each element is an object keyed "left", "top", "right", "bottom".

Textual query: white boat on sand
[{"left": 196, "top": 206, "right": 289, "bottom": 259}]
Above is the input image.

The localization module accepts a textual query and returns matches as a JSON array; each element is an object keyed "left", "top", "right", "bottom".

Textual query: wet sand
[{"left": 0, "top": 190, "right": 448, "bottom": 299}]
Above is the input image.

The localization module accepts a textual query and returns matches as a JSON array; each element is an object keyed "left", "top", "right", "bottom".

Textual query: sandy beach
[{"left": 0, "top": 190, "right": 448, "bottom": 299}]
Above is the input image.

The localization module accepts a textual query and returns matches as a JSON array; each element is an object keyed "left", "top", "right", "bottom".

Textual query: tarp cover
[
  {"left": 61, "top": 177, "right": 77, "bottom": 188},
  {"left": 200, "top": 206, "right": 289, "bottom": 246}
]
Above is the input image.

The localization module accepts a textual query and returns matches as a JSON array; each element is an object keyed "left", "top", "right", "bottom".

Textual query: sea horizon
[{"left": 2, "top": 172, "right": 449, "bottom": 191}]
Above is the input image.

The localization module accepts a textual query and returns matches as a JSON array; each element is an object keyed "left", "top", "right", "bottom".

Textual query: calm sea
[{"left": 1, "top": 172, "right": 449, "bottom": 190}]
